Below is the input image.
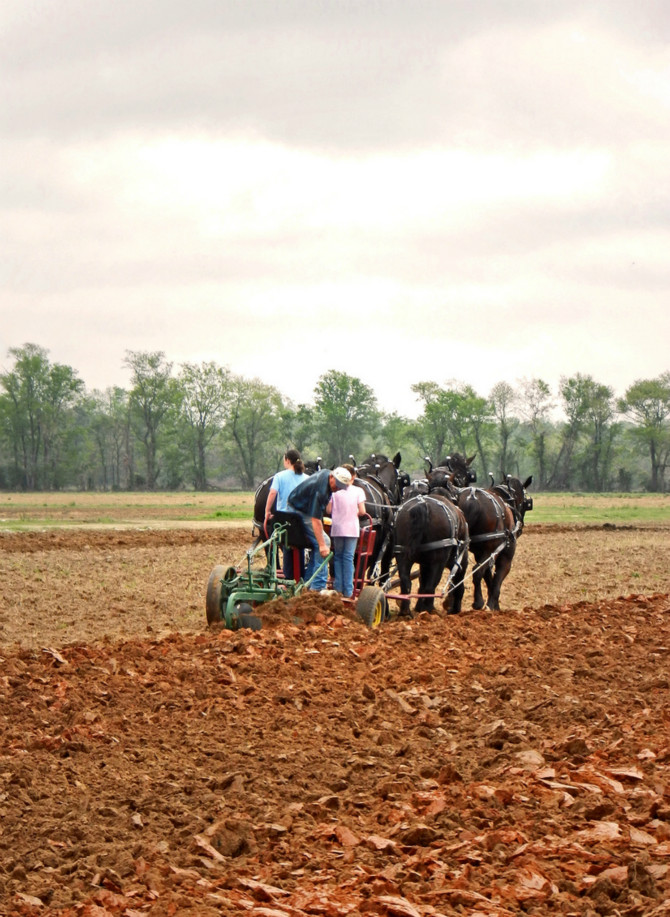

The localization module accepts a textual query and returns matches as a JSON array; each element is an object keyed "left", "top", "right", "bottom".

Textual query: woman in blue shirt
[{"left": 264, "top": 449, "right": 309, "bottom": 578}]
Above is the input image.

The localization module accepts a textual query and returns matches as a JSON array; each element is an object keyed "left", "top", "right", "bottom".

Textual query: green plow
[{"left": 205, "top": 522, "right": 331, "bottom": 630}]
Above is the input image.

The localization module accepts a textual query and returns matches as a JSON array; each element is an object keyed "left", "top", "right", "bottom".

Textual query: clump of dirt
[{"left": 255, "top": 590, "right": 363, "bottom": 627}]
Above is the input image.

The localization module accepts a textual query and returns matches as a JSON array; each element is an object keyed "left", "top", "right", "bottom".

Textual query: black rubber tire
[
  {"left": 205, "top": 565, "right": 226, "bottom": 624},
  {"left": 356, "top": 586, "right": 387, "bottom": 628}
]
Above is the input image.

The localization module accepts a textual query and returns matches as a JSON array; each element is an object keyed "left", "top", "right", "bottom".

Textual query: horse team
[{"left": 253, "top": 451, "right": 533, "bottom": 617}]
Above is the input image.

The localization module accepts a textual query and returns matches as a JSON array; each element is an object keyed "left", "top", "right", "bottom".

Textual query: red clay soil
[{"left": 1, "top": 525, "right": 670, "bottom": 917}]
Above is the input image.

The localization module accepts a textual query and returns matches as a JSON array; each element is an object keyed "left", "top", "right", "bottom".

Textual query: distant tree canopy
[{"left": 1, "top": 342, "right": 669, "bottom": 492}]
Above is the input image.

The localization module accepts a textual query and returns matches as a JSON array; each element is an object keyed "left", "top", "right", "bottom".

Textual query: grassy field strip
[{"left": 0, "top": 491, "right": 669, "bottom": 528}]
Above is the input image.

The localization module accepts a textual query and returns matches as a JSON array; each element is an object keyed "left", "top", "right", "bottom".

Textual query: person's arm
[
  {"left": 265, "top": 488, "right": 278, "bottom": 521},
  {"left": 311, "top": 517, "right": 330, "bottom": 556}
]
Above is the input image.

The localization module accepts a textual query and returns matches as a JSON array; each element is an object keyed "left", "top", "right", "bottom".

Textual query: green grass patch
[
  {"left": 527, "top": 493, "right": 670, "bottom": 526},
  {"left": 199, "top": 505, "right": 255, "bottom": 521},
  {"left": 1, "top": 490, "right": 668, "bottom": 529}
]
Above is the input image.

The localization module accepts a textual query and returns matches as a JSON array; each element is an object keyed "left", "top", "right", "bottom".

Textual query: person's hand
[{"left": 319, "top": 544, "right": 330, "bottom": 557}]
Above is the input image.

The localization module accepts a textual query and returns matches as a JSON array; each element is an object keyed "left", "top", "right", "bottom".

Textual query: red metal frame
[{"left": 351, "top": 516, "right": 377, "bottom": 600}]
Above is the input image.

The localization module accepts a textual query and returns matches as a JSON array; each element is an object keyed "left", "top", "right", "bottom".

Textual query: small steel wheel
[
  {"left": 356, "top": 586, "right": 387, "bottom": 628},
  {"left": 205, "top": 565, "right": 226, "bottom": 624},
  {"left": 236, "top": 602, "right": 262, "bottom": 631}
]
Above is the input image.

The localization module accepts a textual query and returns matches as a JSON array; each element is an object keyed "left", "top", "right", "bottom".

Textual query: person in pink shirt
[{"left": 327, "top": 465, "right": 367, "bottom": 596}]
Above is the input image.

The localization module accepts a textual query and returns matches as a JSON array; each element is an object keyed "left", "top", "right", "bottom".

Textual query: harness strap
[
  {"left": 394, "top": 536, "right": 459, "bottom": 554},
  {"left": 469, "top": 529, "right": 508, "bottom": 545}
]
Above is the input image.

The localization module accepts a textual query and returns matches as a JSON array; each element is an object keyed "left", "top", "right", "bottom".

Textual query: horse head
[
  {"left": 357, "top": 450, "right": 404, "bottom": 504},
  {"left": 401, "top": 479, "right": 429, "bottom": 502},
  {"left": 426, "top": 467, "right": 460, "bottom": 502},
  {"left": 439, "top": 453, "right": 477, "bottom": 487},
  {"left": 492, "top": 474, "right": 533, "bottom": 527}
]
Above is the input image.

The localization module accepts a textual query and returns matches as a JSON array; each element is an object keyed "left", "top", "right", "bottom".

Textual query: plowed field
[{"left": 1, "top": 523, "right": 670, "bottom": 917}]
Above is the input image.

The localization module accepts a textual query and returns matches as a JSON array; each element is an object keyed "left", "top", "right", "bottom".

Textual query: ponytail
[{"left": 285, "top": 448, "right": 304, "bottom": 474}]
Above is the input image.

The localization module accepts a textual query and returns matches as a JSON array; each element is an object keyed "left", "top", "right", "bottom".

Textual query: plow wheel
[
  {"left": 236, "top": 602, "right": 263, "bottom": 631},
  {"left": 205, "top": 565, "right": 227, "bottom": 624},
  {"left": 356, "top": 586, "right": 387, "bottom": 628}
]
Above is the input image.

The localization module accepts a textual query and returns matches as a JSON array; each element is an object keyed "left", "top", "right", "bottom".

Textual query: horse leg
[
  {"left": 379, "top": 533, "right": 395, "bottom": 587},
  {"left": 448, "top": 572, "right": 465, "bottom": 614},
  {"left": 486, "top": 544, "right": 515, "bottom": 611},
  {"left": 443, "top": 551, "right": 467, "bottom": 615},
  {"left": 396, "top": 556, "right": 413, "bottom": 618},
  {"left": 416, "top": 557, "right": 444, "bottom": 613},
  {"left": 471, "top": 550, "right": 487, "bottom": 610}
]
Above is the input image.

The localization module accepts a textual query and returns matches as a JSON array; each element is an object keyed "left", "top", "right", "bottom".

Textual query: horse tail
[
  {"left": 394, "top": 496, "right": 425, "bottom": 556},
  {"left": 404, "top": 497, "right": 428, "bottom": 560}
]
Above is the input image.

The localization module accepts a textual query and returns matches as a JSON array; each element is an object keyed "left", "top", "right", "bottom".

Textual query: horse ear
[
  {"left": 466, "top": 454, "right": 477, "bottom": 467},
  {"left": 523, "top": 475, "right": 533, "bottom": 489},
  {"left": 393, "top": 452, "right": 401, "bottom": 468}
]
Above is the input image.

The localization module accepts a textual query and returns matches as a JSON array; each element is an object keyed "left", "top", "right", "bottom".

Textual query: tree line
[{"left": 1, "top": 343, "right": 669, "bottom": 493}]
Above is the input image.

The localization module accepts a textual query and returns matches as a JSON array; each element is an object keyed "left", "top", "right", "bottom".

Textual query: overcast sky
[{"left": 2, "top": 0, "right": 669, "bottom": 418}]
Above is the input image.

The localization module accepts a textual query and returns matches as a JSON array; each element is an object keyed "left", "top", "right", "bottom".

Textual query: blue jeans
[
  {"left": 332, "top": 536, "right": 357, "bottom": 597},
  {"left": 298, "top": 513, "right": 331, "bottom": 590}
]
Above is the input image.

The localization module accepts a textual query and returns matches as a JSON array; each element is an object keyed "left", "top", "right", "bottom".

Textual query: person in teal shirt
[
  {"left": 288, "top": 466, "right": 352, "bottom": 590},
  {"left": 264, "top": 449, "right": 309, "bottom": 578}
]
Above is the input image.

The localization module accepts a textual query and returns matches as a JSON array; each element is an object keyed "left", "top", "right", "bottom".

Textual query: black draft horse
[
  {"left": 352, "top": 473, "right": 395, "bottom": 585},
  {"left": 455, "top": 487, "right": 516, "bottom": 611},
  {"left": 351, "top": 451, "right": 409, "bottom": 585},
  {"left": 393, "top": 492, "right": 469, "bottom": 617},
  {"left": 425, "top": 468, "right": 523, "bottom": 612}
]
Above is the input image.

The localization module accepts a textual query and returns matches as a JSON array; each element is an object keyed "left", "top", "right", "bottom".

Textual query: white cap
[{"left": 331, "top": 466, "right": 353, "bottom": 488}]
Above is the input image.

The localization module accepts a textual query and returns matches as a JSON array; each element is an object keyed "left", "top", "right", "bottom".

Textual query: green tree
[
  {"left": 177, "top": 361, "right": 232, "bottom": 490},
  {"left": 0, "top": 343, "right": 84, "bottom": 489},
  {"left": 409, "top": 382, "right": 458, "bottom": 463},
  {"left": 410, "top": 382, "right": 492, "bottom": 472},
  {"left": 582, "top": 379, "right": 618, "bottom": 490},
  {"left": 280, "top": 403, "right": 317, "bottom": 459},
  {"left": 489, "top": 381, "right": 520, "bottom": 480},
  {"left": 0, "top": 343, "right": 51, "bottom": 488},
  {"left": 88, "top": 387, "right": 133, "bottom": 490},
  {"left": 552, "top": 375, "right": 619, "bottom": 491},
  {"left": 312, "top": 370, "right": 379, "bottom": 465},
  {"left": 227, "top": 376, "right": 285, "bottom": 487},
  {"left": 619, "top": 374, "right": 670, "bottom": 491},
  {"left": 41, "top": 361, "right": 86, "bottom": 488},
  {"left": 518, "top": 378, "right": 553, "bottom": 489},
  {"left": 125, "top": 351, "right": 180, "bottom": 490},
  {"left": 551, "top": 375, "right": 591, "bottom": 490}
]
